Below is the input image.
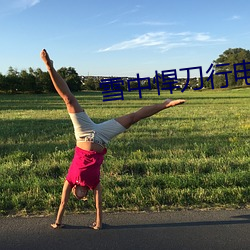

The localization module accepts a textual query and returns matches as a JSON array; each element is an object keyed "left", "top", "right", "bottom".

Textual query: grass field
[{"left": 0, "top": 88, "right": 250, "bottom": 216}]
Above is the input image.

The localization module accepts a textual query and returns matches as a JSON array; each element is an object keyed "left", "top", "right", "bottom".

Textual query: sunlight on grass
[{"left": 0, "top": 88, "right": 250, "bottom": 215}]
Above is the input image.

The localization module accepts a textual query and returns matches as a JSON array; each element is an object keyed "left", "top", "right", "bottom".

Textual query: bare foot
[
  {"left": 164, "top": 98, "right": 186, "bottom": 108},
  {"left": 50, "top": 223, "right": 64, "bottom": 229},
  {"left": 90, "top": 222, "right": 102, "bottom": 230},
  {"left": 40, "top": 49, "right": 53, "bottom": 70}
]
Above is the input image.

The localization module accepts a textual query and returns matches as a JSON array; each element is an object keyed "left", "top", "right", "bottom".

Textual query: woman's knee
[
  {"left": 115, "top": 113, "right": 136, "bottom": 129},
  {"left": 63, "top": 95, "right": 75, "bottom": 105},
  {"left": 63, "top": 95, "right": 83, "bottom": 113}
]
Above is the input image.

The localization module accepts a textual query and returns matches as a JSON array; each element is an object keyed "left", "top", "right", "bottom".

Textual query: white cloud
[
  {"left": 117, "top": 5, "right": 141, "bottom": 18},
  {"left": 159, "top": 42, "right": 188, "bottom": 52},
  {"left": 98, "top": 32, "right": 166, "bottom": 52},
  {"left": 228, "top": 15, "right": 241, "bottom": 20},
  {"left": 104, "top": 19, "right": 119, "bottom": 26},
  {"left": 0, "top": 0, "right": 40, "bottom": 16},
  {"left": 98, "top": 31, "right": 226, "bottom": 53},
  {"left": 182, "top": 32, "right": 226, "bottom": 42},
  {"left": 195, "top": 33, "right": 211, "bottom": 41},
  {"left": 12, "top": 0, "right": 40, "bottom": 10},
  {"left": 125, "top": 21, "right": 177, "bottom": 26}
]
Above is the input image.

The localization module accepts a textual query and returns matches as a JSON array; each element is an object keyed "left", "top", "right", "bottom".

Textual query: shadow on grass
[
  {"left": 1, "top": 116, "right": 248, "bottom": 158},
  {"left": 1, "top": 89, "right": 249, "bottom": 111},
  {"left": 0, "top": 118, "right": 75, "bottom": 157}
]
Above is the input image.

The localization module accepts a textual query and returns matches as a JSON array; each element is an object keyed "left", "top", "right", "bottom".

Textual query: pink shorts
[{"left": 66, "top": 147, "right": 107, "bottom": 190}]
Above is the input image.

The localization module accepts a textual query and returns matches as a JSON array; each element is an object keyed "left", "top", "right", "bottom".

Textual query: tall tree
[
  {"left": 34, "top": 68, "right": 53, "bottom": 93},
  {"left": 0, "top": 73, "right": 7, "bottom": 92},
  {"left": 84, "top": 76, "right": 101, "bottom": 90},
  {"left": 19, "top": 69, "right": 36, "bottom": 93},
  {"left": 5, "top": 67, "right": 20, "bottom": 93},
  {"left": 213, "top": 48, "right": 250, "bottom": 87},
  {"left": 57, "top": 67, "right": 82, "bottom": 91}
]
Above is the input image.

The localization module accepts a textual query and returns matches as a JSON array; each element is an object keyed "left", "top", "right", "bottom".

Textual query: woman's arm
[{"left": 51, "top": 180, "right": 72, "bottom": 228}]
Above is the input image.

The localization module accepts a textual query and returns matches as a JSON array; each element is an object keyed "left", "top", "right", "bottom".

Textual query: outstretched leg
[
  {"left": 40, "top": 49, "right": 82, "bottom": 113},
  {"left": 115, "top": 99, "right": 185, "bottom": 129}
]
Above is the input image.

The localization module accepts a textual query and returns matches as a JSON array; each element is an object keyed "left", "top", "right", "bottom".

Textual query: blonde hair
[{"left": 72, "top": 185, "right": 88, "bottom": 201}]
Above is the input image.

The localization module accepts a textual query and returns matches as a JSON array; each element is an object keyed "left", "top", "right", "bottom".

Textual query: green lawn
[{"left": 0, "top": 88, "right": 250, "bottom": 215}]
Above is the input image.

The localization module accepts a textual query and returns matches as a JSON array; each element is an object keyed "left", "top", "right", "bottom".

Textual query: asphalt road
[{"left": 1, "top": 209, "right": 250, "bottom": 250}]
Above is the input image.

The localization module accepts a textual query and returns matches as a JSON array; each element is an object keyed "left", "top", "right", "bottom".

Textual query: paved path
[{"left": 1, "top": 209, "right": 250, "bottom": 250}]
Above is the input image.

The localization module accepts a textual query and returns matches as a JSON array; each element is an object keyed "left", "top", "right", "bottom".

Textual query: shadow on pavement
[{"left": 102, "top": 216, "right": 250, "bottom": 230}]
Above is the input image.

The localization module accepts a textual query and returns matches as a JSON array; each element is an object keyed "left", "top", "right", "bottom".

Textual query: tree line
[
  {"left": 0, "top": 48, "right": 249, "bottom": 94},
  {"left": 0, "top": 66, "right": 83, "bottom": 94}
]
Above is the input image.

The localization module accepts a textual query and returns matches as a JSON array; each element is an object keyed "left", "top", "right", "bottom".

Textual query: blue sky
[{"left": 1, "top": 0, "right": 250, "bottom": 78}]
